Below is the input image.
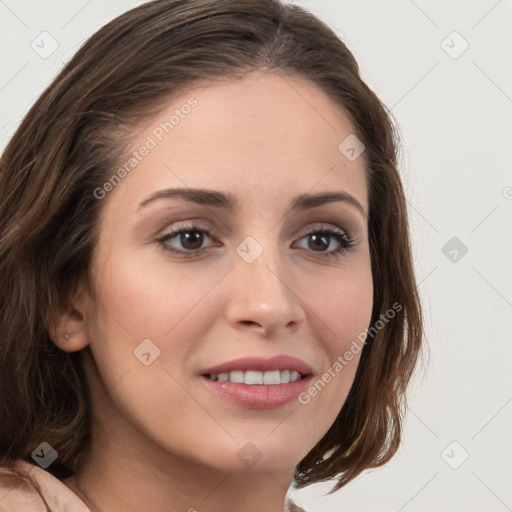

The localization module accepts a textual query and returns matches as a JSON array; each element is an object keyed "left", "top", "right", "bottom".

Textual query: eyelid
[
  {"left": 157, "top": 219, "right": 217, "bottom": 238},
  {"left": 293, "top": 221, "right": 351, "bottom": 239}
]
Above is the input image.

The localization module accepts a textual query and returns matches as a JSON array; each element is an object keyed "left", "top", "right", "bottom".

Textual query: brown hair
[{"left": 0, "top": 0, "right": 423, "bottom": 493}]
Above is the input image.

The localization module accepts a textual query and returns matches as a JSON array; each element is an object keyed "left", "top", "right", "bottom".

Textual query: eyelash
[{"left": 157, "top": 222, "right": 356, "bottom": 260}]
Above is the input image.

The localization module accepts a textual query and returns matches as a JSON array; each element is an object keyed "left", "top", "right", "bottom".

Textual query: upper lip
[{"left": 201, "top": 355, "right": 314, "bottom": 376}]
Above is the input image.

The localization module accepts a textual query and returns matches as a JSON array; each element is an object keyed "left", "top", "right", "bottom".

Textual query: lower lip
[{"left": 200, "top": 375, "right": 313, "bottom": 409}]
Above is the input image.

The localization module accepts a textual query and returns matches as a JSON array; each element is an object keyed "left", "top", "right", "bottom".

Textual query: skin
[{"left": 54, "top": 71, "right": 373, "bottom": 512}]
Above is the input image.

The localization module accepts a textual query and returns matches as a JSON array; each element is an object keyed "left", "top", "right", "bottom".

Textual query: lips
[{"left": 199, "top": 355, "right": 314, "bottom": 409}]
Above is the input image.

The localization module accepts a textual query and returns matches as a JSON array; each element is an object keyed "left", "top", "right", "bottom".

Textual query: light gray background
[{"left": 1, "top": 1, "right": 511, "bottom": 511}]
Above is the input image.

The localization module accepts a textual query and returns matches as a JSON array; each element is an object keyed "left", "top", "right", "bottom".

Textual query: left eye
[{"left": 294, "top": 227, "right": 354, "bottom": 255}]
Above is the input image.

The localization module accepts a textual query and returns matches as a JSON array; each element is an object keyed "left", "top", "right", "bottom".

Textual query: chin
[{"left": 200, "top": 436, "right": 310, "bottom": 475}]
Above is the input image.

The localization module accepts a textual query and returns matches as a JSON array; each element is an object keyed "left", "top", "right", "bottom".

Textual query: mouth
[{"left": 199, "top": 355, "right": 314, "bottom": 409}]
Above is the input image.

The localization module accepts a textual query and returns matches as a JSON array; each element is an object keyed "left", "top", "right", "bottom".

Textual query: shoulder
[
  {"left": 0, "top": 459, "right": 90, "bottom": 512},
  {"left": 0, "top": 461, "right": 49, "bottom": 512}
]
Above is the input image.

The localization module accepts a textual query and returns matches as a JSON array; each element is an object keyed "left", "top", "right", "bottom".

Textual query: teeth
[
  {"left": 229, "top": 371, "right": 244, "bottom": 383},
  {"left": 209, "top": 370, "right": 303, "bottom": 385},
  {"left": 245, "top": 370, "right": 263, "bottom": 385},
  {"left": 263, "top": 370, "right": 280, "bottom": 385},
  {"left": 290, "top": 370, "right": 300, "bottom": 382}
]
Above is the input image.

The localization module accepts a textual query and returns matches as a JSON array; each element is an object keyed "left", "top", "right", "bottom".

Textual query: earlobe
[{"left": 48, "top": 285, "right": 91, "bottom": 353}]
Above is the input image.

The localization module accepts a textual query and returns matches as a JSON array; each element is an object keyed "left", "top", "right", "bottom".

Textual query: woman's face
[{"left": 79, "top": 71, "right": 373, "bottom": 475}]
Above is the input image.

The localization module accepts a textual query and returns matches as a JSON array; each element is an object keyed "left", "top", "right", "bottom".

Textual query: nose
[{"left": 224, "top": 239, "right": 306, "bottom": 337}]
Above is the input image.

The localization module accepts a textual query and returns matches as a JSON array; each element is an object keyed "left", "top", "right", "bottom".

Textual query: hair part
[{"left": 0, "top": 0, "right": 423, "bottom": 492}]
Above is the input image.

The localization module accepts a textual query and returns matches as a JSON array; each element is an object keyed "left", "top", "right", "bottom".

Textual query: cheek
[
  {"left": 304, "top": 259, "right": 373, "bottom": 351},
  {"left": 296, "top": 261, "right": 373, "bottom": 415},
  {"left": 84, "top": 251, "right": 229, "bottom": 411},
  {"left": 91, "top": 250, "right": 228, "bottom": 341}
]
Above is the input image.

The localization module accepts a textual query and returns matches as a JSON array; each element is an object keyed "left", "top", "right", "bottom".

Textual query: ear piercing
[{"left": 65, "top": 333, "right": 70, "bottom": 340}]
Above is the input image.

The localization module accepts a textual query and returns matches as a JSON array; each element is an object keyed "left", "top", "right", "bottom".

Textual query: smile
[{"left": 207, "top": 370, "right": 303, "bottom": 385}]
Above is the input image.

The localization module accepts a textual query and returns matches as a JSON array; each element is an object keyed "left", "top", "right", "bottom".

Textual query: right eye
[{"left": 157, "top": 223, "right": 219, "bottom": 257}]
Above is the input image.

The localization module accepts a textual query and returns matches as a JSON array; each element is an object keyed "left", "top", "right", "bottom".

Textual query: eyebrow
[{"left": 137, "top": 187, "right": 368, "bottom": 219}]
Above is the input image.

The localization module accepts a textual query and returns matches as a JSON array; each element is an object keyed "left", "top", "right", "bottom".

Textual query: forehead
[{"left": 105, "top": 71, "right": 368, "bottom": 214}]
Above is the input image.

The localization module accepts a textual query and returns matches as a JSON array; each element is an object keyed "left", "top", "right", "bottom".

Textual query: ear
[{"left": 48, "top": 282, "right": 91, "bottom": 353}]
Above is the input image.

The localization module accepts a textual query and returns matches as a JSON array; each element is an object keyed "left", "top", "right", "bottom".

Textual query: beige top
[{"left": 0, "top": 460, "right": 307, "bottom": 512}]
